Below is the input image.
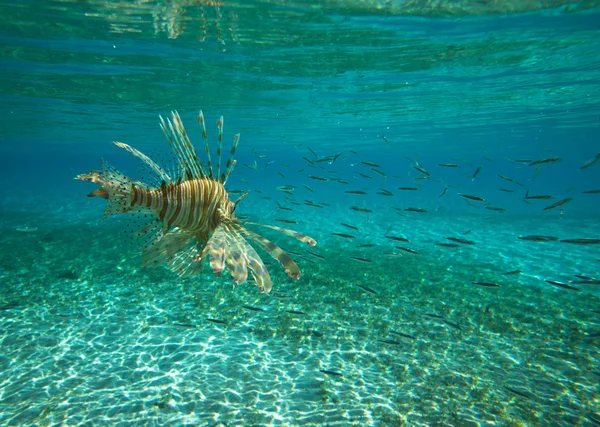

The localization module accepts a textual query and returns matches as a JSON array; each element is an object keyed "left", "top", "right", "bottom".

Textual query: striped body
[{"left": 131, "top": 179, "right": 232, "bottom": 235}]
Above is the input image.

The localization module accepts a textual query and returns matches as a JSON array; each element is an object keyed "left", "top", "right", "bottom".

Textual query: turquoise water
[{"left": 1, "top": 1, "right": 600, "bottom": 426}]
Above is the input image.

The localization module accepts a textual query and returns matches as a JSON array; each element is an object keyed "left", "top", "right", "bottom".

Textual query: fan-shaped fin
[
  {"left": 141, "top": 228, "right": 204, "bottom": 277},
  {"left": 244, "top": 222, "right": 317, "bottom": 247},
  {"left": 216, "top": 115, "right": 224, "bottom": 183},
  {"left": 197, "top": 110, "right": 213, "bottom": 179},
  {"left": 204, "top": 225, "right": 227, "bottom": 276},
  {"left": 159, "top": 111, "right": 207, "bottom": 179},
  {"left": 222, "top": 133, "right": 239, "bottom": 184},
  {"left": 223, "top": 222, "right": 272, "bottom": 293},
  {"left": 235, "top": 224, "right": 301, "bottom": 280},
  {"left": 221, "top": 223, "right": 248, "bottom": 285},
  {"left": 113, "top": 141, "right": 171, "bottom": 183}
]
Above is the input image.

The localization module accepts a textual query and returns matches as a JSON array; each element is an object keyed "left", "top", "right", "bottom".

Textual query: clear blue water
[{"left": 1, "top": 1, "right": 599, "bottom": 426}]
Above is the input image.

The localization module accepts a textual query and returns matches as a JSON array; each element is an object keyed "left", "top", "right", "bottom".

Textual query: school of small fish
[{"left": 234, "top": 143, "right": 600, "bottom": 301}]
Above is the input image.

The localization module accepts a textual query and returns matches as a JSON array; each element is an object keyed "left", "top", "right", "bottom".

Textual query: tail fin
[{"left": 75, "top": 160, "right": 137, "bottom": 219}]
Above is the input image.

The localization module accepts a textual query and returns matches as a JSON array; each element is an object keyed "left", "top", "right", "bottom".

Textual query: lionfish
[{"left": 76, "top": 110, "right": 316, "bottom": 293}]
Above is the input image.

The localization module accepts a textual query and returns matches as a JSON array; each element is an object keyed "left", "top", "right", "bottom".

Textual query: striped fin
[
  {"left": 171, "top": 111, "right": 206, "bottom": 179},
  {"left": 158, "top": 231, "right": 204, "bottom": 277},
  {"left": 135, "top": 218, "right": 165, "bottom": 251},
  {"left": 236, "top": 224, "right": 301, "bottom": 280},
  {"left": 171, "top": 111, "right": 206, "bottom": 178},
  {"left": 169, "top": 243, "right": 205, "bottom": 277},
  {"left": 204, "top": 225, "right": 227, "bottom": 276},
  {"left": 113, "top": 141, "right": 171, "bottom": 183},
  {"left": 216, "top": 115, "right": 224, "bottom": 184},
  {"left": 141, "top": 228, "right": 204, "bottom": 277},
  {"left": 224, "top": 222, "right": 272, "bottom": 293},
  {"left": 222, "top": 133, "right": 240, "bottom": 184},
  {"left": 221, "top": 222, "right": 248, "bottom": 285},
  {"left": 245, "top": 222, "right": 317, "bottom": 247},
  {"left": 159, "top": 111, "right": 206, "bottom": 179},
  {"left": 197, "top": 110, "right": 214, "bottom": 179}
]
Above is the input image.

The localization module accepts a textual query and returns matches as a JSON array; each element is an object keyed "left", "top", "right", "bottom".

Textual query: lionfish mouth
[{"left": 76, "top": 110, "right": 316, "bottom": 293}]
